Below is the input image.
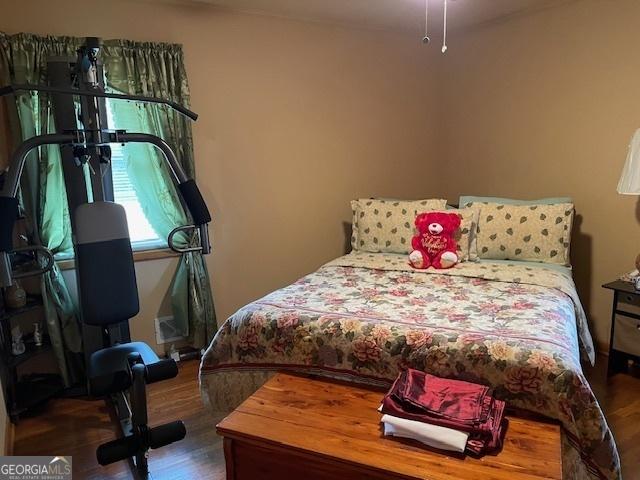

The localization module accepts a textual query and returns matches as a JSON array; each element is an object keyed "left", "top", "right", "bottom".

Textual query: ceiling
[{"left": 187, "top": 0, "right": 566, "bottom": 33}]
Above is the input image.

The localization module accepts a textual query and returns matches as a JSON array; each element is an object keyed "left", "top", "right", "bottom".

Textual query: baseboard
[{"left": 5, "top": 421, "right": 13, "bottom": 455}]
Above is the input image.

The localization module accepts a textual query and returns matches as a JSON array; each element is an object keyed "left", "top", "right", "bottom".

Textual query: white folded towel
[{"left": 381, "top": 414, "right": 469, "bottom": 453}]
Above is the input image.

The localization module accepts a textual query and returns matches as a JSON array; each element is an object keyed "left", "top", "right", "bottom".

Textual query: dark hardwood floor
[
  {"left": 583, "top": 358, "right": 640, "bottom": 480},
  {"left": 13, "top": 359, "right": 225, "bottom": 480},
  {"left": 12, "top": 356, "right": 640, "bottom": 479}
]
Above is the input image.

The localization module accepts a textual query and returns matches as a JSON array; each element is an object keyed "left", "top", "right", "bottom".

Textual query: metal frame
[
  {"left": 607, "top": 290, "right": 640, "bottom": 376},
  {"left": 1, "top": 132, "right": 191, "bottom": 197},
  {"left": 0, "top": 37, "right": 209, "bottom": 478},
  {"left": 0, "top": 131, "right": 190, "bottom": 195},
  {"left": 0, "top": 84, "right": 198, "bottom": 121},
  {"left": 0, "top": 130, "right": 211, "bottom": 280},
  {"left": 130, "top": 361, "right": 149, "bottom": 475},
  {"left": 97, "top": 355, "right": 185, "bottom": 479}
]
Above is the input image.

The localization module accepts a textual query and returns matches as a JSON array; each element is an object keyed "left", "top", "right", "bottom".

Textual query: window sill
[{"left": 56, "top": 247, "right": 181, "bottom": 271}]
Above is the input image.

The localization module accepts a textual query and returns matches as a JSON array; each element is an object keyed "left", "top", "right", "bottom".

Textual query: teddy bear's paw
[
  {"left": 409, "top": 250, "right": 427, "bottom": 269},
  {"left": 440, "top": 251, "right": 458, "bottom": 268}
]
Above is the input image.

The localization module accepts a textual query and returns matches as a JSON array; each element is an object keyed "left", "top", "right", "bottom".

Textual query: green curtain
[
  {"left": 101, "top": 40, "right": 217, "bottom": 348},
  {"left": 0, "top": 33, "right": 84, "bottom": 386}
]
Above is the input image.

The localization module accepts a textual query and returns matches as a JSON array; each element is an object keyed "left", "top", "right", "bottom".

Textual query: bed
[{"left": 200, "top": 199, "right": 620, "bottom": 480}]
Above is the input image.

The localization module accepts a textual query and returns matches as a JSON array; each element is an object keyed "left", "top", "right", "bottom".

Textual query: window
[
  {"left": 105, "top": 100, "right": 166, "bottom": 250},
  {"left": 53, "top": 100, "right": 169, "bottom": 263}
]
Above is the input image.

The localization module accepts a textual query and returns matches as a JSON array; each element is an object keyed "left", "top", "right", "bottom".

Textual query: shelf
[
  {"left": 7, "top": 335, "right": 52, "bottom": 368},
  {"left": 10, "top": 251, "right": 38, "bottom": 268},
  {"left": 10, "top": 373, "right": 64, "bottom": 420},
  {"left": 1, "top": 295, "right": 43, "bottom": 320}
]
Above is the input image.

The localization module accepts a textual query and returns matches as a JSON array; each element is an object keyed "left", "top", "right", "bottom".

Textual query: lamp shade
[{"left": 618, "top": 128, "right": 640, "bottom": 194}]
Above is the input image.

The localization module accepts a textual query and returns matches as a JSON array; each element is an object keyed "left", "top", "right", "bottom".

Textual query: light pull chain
[
  {"left": 442, "top": 0, "right": 448, "bottom": 53},
  {"left": 422, "top": 0, "right": 449, "bottom": 53},
  {"left": 422, "top": 0, "right": 430, "bottom": 44}
]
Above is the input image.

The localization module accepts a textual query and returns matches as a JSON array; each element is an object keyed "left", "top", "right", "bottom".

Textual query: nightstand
[{"left": 603, "top": 280, "right": 640, "bottom": 377}]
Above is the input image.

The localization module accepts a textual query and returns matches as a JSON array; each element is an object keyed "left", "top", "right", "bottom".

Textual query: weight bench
[{"left": 74, "top": 201, "right": 186, "bottom": 477}]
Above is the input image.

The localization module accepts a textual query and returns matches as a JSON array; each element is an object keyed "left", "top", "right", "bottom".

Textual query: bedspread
[{"left": 200, "top": 252, "right": 619, "bottom": 479}]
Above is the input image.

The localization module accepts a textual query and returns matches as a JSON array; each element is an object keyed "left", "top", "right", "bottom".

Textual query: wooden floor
[
  {"left": 12, "top": 356, "right": 640, "bottom": 479},
  {"left": 13, "top": 360, "right": 225, "bottom": 480},
  {"left": 583, "top": 358, "right": 640, "bottom": 480}
]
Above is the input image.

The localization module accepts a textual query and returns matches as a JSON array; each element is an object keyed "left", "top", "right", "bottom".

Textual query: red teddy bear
[{"left": 409, "top": 211, "right": 461, "bottom": 269}]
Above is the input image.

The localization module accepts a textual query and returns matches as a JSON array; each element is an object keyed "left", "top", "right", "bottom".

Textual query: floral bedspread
[{"left": 200, "top": 252, "right": 619, "bottom": 479}]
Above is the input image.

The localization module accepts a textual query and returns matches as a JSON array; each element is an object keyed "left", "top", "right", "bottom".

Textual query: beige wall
[
  {"left": 3, "top": 0, "right": 627, "bottom": 354},
  {"left": 437, "top": 0, "right": 640, "bottom": 349},
  {"left": 0, "top": 0, "right": 441, "bottom": 342}
]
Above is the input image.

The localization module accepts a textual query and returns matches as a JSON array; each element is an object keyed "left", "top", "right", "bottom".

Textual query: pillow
[
  {"left": 351, "top": 198, "right": 447, "bottom": 253},
  {"left": 419, "top": 207, "right": 480, "bottom": 262},
  {"left": 459, "top": 195, "right": 572, "bottom": 206},
  {"left": 465, "top": 202, "right": 574, "bottom": 265}
]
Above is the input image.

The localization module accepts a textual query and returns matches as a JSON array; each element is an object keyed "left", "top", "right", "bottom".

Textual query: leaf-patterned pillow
[
  {"left": 419, "top": 207, "right": 481, "bottom": 262},
  {"left": 465, "top": 202, "right": 574, "bottom": 265},
  {"left": 351, "top": 198, "right": 447, "bottom": 253}
]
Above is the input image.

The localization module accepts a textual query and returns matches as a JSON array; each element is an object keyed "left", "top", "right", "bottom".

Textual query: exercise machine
[{"left": 0, "top": 37, "right": 211, "bottom": 478}]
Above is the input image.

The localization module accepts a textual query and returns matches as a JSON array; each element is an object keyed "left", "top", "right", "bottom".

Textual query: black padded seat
[
  {"left": 73, "top": 201, "right": 187, "bottom": 469},
  {"left": 74, "top": 202, "right": 139, "bottom": 326},
  {"left": 89, "top": 342, "right": 159, "bottom": 397}
]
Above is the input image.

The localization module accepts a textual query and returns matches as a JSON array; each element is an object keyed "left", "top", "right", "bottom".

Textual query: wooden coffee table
[{"left": 217, "top": 373, "right": 562, "bottom": 480}]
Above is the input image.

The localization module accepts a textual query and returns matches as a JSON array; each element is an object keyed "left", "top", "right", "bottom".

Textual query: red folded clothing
[
  {"left": 401, "top": 369, "right": 491, "bottom": 424},
  {"left": 381, "top": 369, "right": 507, "bottom": 455}
]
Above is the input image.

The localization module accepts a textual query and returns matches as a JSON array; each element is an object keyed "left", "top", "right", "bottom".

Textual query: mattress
[{"left": 200, "top": 252, "right": 619, "bottom": 480}]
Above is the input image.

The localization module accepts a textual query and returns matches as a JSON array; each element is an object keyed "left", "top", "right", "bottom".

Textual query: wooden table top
[
  {"left": 603, "top": 279, "right": 639, "bottom": 295},
  {"left": 216, "top": 373, "right": 562, "bottom": 480}
]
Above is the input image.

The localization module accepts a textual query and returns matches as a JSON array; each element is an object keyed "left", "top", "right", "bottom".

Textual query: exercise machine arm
[
  {"left": 0, "top": 84, "right": 198, "bottom": 121},
  {"left": 0, "top": 131, "right": 211, "bottom": 287}
]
